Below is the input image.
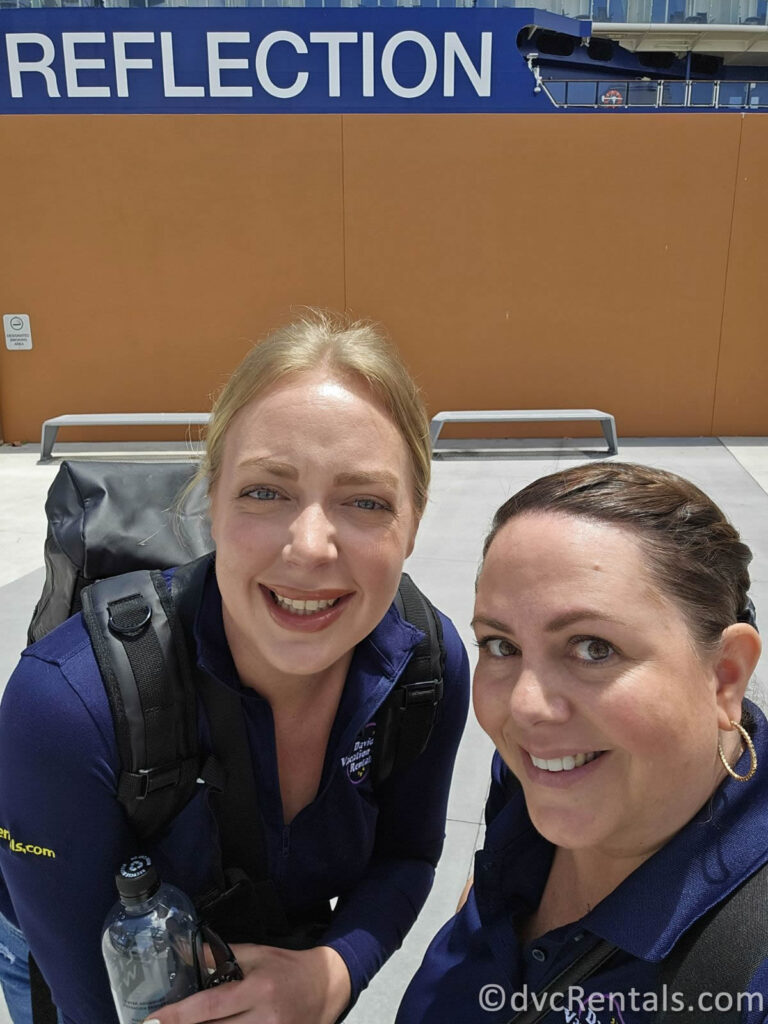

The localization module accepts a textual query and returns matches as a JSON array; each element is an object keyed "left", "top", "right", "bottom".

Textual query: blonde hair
[{"left": 199, "top": 310, "right": 431, "bottom": 515}]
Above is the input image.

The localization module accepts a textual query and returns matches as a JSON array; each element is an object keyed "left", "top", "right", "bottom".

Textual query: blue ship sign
[{"left": 0, "top": 8, "right": 584, "bottom": 113}]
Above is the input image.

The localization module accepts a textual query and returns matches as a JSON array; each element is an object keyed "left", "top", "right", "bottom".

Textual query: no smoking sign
[{"left": 3, "top": 314, "right": 33, "bottom": 350}]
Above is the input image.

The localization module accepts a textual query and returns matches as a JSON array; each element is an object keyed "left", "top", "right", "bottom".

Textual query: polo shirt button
[
  {"left": 573, "top": 932, "right": 585, "bottom": 943},
  {"left": 531, "top": 947, "right": 547, "bottom": 962}
]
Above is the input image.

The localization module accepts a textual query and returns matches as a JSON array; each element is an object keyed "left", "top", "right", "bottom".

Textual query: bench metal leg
[
  {"left": 429, "top": 419, "right": 444, "bottom": 446},
  {"left": 600, "top": 416, "right": 618, "bottom": 455},
  {"left": 40, "top": 422, "right": 59, "bottom": 463}
]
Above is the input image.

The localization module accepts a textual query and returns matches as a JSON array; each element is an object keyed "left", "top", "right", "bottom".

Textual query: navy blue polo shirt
[
  {"left": 397, "top": 699, "right": 768, "bottom": 1024},
  {"left": 0, "top": 565, "right": 469, "bottom": 1024}
]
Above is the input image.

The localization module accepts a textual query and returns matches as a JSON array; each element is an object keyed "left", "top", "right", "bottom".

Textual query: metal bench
[
  {"left": 39, "top": 413, "right": 211, "bottom": 462},
  {"left": 429, "top": 409, "right": 618, "bottom": 455}
]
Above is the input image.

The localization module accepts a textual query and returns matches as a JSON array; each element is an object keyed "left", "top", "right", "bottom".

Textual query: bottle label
[
  {"left": 108, "top": 950, "right": 198, "bottom": 1024},
  {"left": 109, "top": 985, "right": 166, "bottom": 1024}
]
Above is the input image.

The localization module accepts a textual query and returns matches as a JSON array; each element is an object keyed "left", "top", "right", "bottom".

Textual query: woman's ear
[{"left": 714, "top": 624, "right": 762, "bottom": 728}]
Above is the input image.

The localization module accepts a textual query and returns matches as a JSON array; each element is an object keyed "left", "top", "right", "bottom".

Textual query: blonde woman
[{"left": 0, "top": 313, "right": 469, "bottom": 1024}]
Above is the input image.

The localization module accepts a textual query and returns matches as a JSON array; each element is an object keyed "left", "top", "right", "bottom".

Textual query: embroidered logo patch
[{"left": 341, "top": 722, "right": 376, "bottom": 784}]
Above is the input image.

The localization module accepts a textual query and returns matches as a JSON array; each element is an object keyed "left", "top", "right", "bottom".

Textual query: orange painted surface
[
  {"left": 343, "top": 113, "right": 744, "bottom": 438},
  {"left": 0, "top": 114, "right": 346, "bottom": 443},
  {"left": 714, "top": 115, "right": 768, "bottom": 436},
  {"left": 0, "top": 111, "right": 764, "bottom": 443}
]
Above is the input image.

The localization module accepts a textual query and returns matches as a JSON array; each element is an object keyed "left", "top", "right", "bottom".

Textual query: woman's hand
[{"left": 143, "top": 944, "right": 351, "bottom": 1024}]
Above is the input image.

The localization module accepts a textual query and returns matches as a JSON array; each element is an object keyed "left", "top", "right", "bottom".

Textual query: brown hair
[
  {"left": 196, "top": 310, "right": 431, "bottom": 515},
  {"left": 482, "top": 462, "right": 753, "bottom": 650}
]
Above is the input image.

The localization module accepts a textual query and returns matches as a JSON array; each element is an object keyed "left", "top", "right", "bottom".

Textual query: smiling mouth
[
  {"left": 529, "top": 751, "right": 606, "bottom": 773},
  {"left": 268, "top": 589, "right": 343, "bottom": 616}
]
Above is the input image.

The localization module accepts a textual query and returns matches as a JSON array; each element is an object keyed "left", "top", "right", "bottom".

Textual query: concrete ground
[{"left": 0, "top": 435, "right": 766, "bottom": 1023}]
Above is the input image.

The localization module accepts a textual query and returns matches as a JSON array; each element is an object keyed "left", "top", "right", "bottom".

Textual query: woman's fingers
[
  {"left": 142, "top": 976, "right": 252, "bottom": 1023},
  {"left": 143, "top": 943, "right": 350, "bottom": 1024}
]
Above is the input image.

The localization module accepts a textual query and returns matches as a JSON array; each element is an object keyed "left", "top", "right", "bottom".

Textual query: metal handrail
[{"left": 537, "top": 76, "right": 768, "bottom": 108}]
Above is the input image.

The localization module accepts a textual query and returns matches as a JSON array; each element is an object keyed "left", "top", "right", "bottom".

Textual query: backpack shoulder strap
[
  {"left": 80, "top": 563, "right": 203, "bottom": 841},
  {"left": 655, "top": 859, "right": 768, "bottom": 1024},
  {"left": 371, "top": 573, "right": 445, "bottom": 786}
]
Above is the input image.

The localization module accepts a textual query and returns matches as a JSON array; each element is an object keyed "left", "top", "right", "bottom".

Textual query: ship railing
[{"left": 538, "top": 77, "right": 768, "bottom": 107}]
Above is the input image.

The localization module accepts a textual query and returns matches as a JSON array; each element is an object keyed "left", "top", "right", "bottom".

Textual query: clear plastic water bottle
[{"left": 101, "top": 855, "right": 202, "bottom": 1024}]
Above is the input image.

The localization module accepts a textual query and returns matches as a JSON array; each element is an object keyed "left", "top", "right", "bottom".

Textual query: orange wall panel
[
  {"left": 713, "top": 116, "right": 768, "bottom": 436},
  {"left": 342, "top": 113, "right": 741, "bottom": 437},
  {"left": 0, "top": 114, "right": 345, "bottom": 442},
  {"left": 0, "top": 110, "right": 764, "bottom": 442}
]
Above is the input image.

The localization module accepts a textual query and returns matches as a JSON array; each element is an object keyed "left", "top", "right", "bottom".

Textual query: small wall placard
[{"left": 3, "top": 314, "right": 32, "bottom": 350}]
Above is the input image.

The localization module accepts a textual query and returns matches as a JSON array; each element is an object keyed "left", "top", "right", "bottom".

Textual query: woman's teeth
[
  {"left": 271, "top": 591, "right": 339, "bottom": 615},
  {"left": 530, "top": 751, "right": 603, "bottom": 772}
]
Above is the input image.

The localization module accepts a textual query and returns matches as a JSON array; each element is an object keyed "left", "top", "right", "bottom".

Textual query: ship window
[
  {"left": 545, "top": 81, "right": 567, "bottom": 104},
  {"left": 568, "top": 80, "right": 600, "bottom": 105},
  {"left": 690, "top": 81, "right": 715, "bottom": 106},
  {"left": 627, "top": 81, "right": 658, "bottom": 105},
  {"left": 719, "top": 83, "right": 748, "bottom": 107},
  {"left": 747, "top": 83, "right": 768, "bottom": 108},
  {"left": 661, "top": 81, "right": 687, "bottom": 105}
]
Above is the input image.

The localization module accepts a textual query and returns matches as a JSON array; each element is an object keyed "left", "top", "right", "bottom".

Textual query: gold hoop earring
[{"left": 718, "top": 720, "right": 757, "bottom": 783}]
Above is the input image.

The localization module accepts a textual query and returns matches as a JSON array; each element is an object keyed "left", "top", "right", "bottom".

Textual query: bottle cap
[{"left": 115, "top": 855, "right": 160, "bottom": 903}]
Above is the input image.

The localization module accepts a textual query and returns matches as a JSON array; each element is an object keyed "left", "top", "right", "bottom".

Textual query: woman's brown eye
[
  {"left": 573, "top": 638, "right": 613, "bottom": 662},
  {"left": 481, "top": 638, "right": 518, "bottom": 658}
]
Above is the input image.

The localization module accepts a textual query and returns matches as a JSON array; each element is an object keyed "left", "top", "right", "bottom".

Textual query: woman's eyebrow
[
  {"left": 471, "top": 615, "right": 512, "bottom": 633},
  {"left": 544, "top": 610, "right": 623, "bottom": 632},
  {"left": 236, "top": 458, "right": 297, "bottom": 479},
  {"left": 334, "top": 470, "right": 400, "bottom": 490},
  {"left": 471, "top": 610, "right": 627, "bottom": 634}
]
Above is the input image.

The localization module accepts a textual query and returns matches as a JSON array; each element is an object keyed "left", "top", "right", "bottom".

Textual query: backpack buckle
[
  {"left": 107, "top": 597, "right": 152, "bottom": 639},
  {"left": 399, "top": 679, "right": 444, "bottom": 708},
  {"left": 135, "top": 763, "right": 182, "bottom": 798}
]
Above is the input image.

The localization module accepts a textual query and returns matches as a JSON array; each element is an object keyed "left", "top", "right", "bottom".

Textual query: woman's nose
[
  {"left": 508, "top": 664, "right": 570, "bottom": 727},
  {"left": 283, "top": 504, "right": 337, "bottom": 566}
]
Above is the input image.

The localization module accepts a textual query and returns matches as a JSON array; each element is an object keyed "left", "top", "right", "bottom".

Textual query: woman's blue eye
[
  {"left": 478, "top": 637, "right": 518, "bottom": 658},
  {"left": 352, "top": 497, "right": 388, "bottom": 511},
  {"left": 246, "top": 487, "right": 280, "bottom": 501},
  {"left": 572, "top": 637, "right": 614, "bottom": 663}
]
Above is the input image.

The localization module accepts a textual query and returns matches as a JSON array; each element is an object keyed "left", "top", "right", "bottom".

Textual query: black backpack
[{"left": 28, "top": 460, "right": 212, "bottom": 645}]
